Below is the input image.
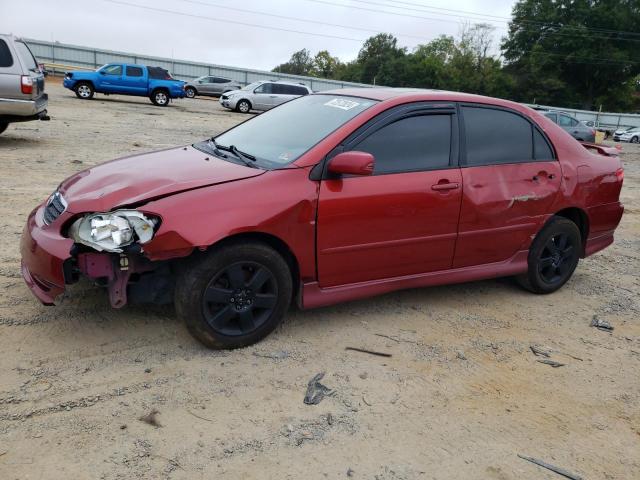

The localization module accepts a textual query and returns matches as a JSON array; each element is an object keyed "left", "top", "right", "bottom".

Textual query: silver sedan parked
[
  {"left": 543, "top": 110, "right": 596, "bottom": 142},
  {"left": 184, "top": 75, "right": 241, "bottom": 98}
]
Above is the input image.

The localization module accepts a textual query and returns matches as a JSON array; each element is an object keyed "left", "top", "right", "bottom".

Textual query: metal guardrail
[{"left": 25, "top": 38, "right": 374, "bottom": 92}]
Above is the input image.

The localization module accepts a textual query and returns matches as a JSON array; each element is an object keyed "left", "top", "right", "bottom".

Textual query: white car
[
  {"left": 219, "top": 80, "right": 312, "bottom": 113},
  {"left": 613, "top": 127, "right": 640, "bottom": 143}
]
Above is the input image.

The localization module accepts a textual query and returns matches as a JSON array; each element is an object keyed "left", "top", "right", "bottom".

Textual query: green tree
[
  {"left": 272, "top": 48, "right": 314, "bottom": 76},
  {"left": 502, "top": 0, "right": 640, "bottom": 110},
  {"left": 312, "top": 50, "right": 342, "bottom": 78}
]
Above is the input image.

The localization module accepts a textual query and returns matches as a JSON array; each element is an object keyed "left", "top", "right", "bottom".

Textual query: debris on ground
[
  {"left": 530, "top": 345, "right": 551, "bottom": 357},
  {"left": 139, "top": 409, "right": 162, "bottom": 427},
  {"left": 252, "top": 351, "right": 289, "bottom": 360},
  {"left": 303, "top": 373, "right": 333, "bottom": 405},
  {"left": 456, "top": 351, "right": 467, "bottom": 360},
  {"left": 345, "top": 347, "right": 392, "bottom": 358},
  {"left": 590, "top": 316, "right": 614, "bottom": 332},
  {"left": 537, "top": 359, "right": 566, "bottom": 368},
  {"left": 347, "top": 467, "right": 355, "bottom": 477},
  {"left": 517, "top": 454, "right": 583, "bottom": 480}
]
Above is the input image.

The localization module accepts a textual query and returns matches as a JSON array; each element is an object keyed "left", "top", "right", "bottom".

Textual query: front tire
[
  {"left": 236, "top": 99, "right": 251, "bottom": 113},
  {"left": 631, "top": 136, "right": 639, "bottom": 144},
  {"left": 74, "top": 82, "right": 94, "bottom": 99},
  {"left": 151, "top": 89, "right": 169, "bottom": 106},
  {"left": 516, "top": 216, "right": 581, "bottom": 294},
  {"left": 175, "top": 243, "right": 293, "bottom": 349},
  {"left": 185, "top": 87, "right": 196, "bottom": 98}
]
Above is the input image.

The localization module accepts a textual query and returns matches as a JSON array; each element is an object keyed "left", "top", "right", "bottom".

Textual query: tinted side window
[
  {"left": 293, "top": 86, "right": 308, "bottom": 95},
  {"left": 463, "top": 106, "right": 532, "bottom": 166},
  {"left": 534, "top": 129, "right": 554, "bottom": 160},
  {"left": 0, "top": 40, "right": 13, "bottom": 67},
  {"left": 271, "top": 84, "right": 287, "bottom": 94},
  {"left": 213, "top": 77, "right": 229, "bottom": 83},
  {"left": 355, "top": 115, "right": 451, "bottom": 174},
  {"left": 544, "top": 113, "right": 557, "bottom": 123},
  {"left": 126, "top": 66, "right": 143, "bottom": 77},
  {"left": 148, "top": 67, "right": 171, "bottom": 79}
]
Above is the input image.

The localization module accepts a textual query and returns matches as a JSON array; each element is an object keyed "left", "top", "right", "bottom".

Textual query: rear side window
[
  {"left": 293, "top": 86, "right": 308, "bottom": 95},
  {"left": 0, "top": 40, "right": 12, "bottom": 67},
  {"left": 534, "top": 129, "right": 554, "bottom": 160},
  {"left": 544, "top": 113, "right": 557, "bottom": 123},
  {"left": 14, "top": 42, "right": 37, "bottom": 70},
  {"left": 559, "top": 115, "right": 578, "bottom": 127},
  {"left": 355, "top": 114, "right": 452, "bottom": 174},
  {"left": 462, "top": 106, "right": 534, "bottom": 166},
  {"left": 126, "top": 66, "right": 143, "bottom": 77}
]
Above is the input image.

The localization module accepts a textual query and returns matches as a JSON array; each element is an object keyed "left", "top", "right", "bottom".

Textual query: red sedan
[{"left": 21, "top": 89, "right": 624, "bottom": 348}]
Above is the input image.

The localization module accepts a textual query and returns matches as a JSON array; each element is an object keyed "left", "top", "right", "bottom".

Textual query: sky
[{"left": 1, "top": 0, "right": 517, "bottom": 71}]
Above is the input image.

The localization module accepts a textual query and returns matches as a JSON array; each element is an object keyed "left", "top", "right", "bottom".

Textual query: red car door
[
  {"left": 453, "top": 105, "right": 561, "bottom": 268},
  {"left": 316, "top": 105, "right": 463, "bottom": 287}
]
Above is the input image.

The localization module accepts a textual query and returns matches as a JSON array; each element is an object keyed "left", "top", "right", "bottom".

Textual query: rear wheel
[
  {"left": 74, "top": 82, "right": 94, "bottom": 99},
  {"left": 185, "top": 87, "right": 196, "bottom": 98},
  {"left": 236, "top": 99, "right": 251, "bottom": 113},
  {"left": 175, "top": 243, "right": 293, "bottom": 349},
  {"left": 631, "top": 136, "right": 639, "bottom": 144},
  {"left": 516, "top": 217, "right": 581, "bottom": 294},
  {"left": 0, "top": 122, "right": 8, "bottom": 135},
  {"left": 151, "top": 89, "right": 169, "bottom": 106}
]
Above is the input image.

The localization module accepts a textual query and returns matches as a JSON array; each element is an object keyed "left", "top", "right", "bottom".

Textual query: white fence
[{"left": 24, "top": 38, "right": 374, "bottom": 92}]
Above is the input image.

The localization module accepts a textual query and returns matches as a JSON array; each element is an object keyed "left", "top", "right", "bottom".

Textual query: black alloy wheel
[
  {"left": 202, "top": 261, "right": 277, "bottom": 336},
  {"left": 175, "top": 242, "right": 293, "bottom": 349},
  {"left": 516, "top": 216, "right": 581, "bottom": 294},
  {"left": 536, "top": 232, "right": 577, "bottom": 287}
]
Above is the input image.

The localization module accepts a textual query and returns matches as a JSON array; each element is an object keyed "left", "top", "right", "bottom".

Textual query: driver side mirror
[
  {"left": 328, "top": 151, "right": 375, "bottom": 176},
  {"left": 99, "top": 70, "right": 106, "bottom": 75}
]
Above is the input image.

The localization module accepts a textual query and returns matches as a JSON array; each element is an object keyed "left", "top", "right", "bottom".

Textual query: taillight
[
  {"left": 21, "top": 76, "right": 33, "bottom": 94},
  {"left": 616, "top": 167, "right": 624, "bottom": 183}
]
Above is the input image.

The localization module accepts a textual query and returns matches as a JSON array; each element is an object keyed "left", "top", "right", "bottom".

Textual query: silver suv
[
  {"left": 0, "top": 34, "right": 48, "bottom": 135},
  {"left": 184, "top": 75, "right": 241, "bottom": 98},
  {"left": 219, "top": 80, "right": 312, "bottom": 113}
]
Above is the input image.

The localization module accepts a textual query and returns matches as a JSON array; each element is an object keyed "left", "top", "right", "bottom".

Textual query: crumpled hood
[{"left": 59, "top": 145, "right": 264, "bottom": 212}]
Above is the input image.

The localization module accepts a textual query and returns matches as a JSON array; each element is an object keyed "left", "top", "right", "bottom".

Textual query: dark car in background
[{"left": 184, "top": 75, "right": 241, "bottom": 98}]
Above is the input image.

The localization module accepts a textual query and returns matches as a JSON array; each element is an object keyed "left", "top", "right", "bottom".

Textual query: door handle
[
  {"left": 269, "top": 95, "right": 277, "bottom": 98},
  {"left": 431, "top": 182, "right": 460, "bottom": 191}
]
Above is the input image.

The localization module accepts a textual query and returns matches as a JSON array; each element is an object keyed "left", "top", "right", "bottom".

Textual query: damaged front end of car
[{"left": 63, "top": 209, "right": 175, "bottom": 308}]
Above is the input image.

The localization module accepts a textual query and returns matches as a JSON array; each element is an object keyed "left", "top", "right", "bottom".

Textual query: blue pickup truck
[{"left": 63, "top": 64, "right": 186, "bottom": 106}]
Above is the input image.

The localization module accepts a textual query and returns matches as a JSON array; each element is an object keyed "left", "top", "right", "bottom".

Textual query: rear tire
[
  {"left": 74, "top": 82, "right": 94, "bottom": 99},
  {"left": 151, "top": 89, "right": 169, "bottom": 106},
  {"left": 516, "top": 216, "right": 581, "bottom": 294},
  {"left": 236, "top": 99, "right": 251, "bottom": 113},
  {"left": 185, "top": 87, "right": 196, "bottom": 98},
  {"left": 0, "top": 122, "right": 8, "bottom": 135},
  {"left": 631, "top": 136, "right": 639, "bottom": 144},
  {"left": 175, "top": 242, "right": 293, "bottom": 349}
]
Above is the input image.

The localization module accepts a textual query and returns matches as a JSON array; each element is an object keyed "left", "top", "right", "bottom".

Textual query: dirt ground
[{"left": 1, "top": 79, "right": 639, "bottom": 480}]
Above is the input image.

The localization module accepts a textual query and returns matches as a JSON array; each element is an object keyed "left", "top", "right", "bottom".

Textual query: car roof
[{"left": 317, "top": 87, "right": 532, "bottom": 110}]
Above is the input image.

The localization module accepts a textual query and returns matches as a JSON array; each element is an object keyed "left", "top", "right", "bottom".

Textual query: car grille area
[{"left": 43, "top": 192, "right": 67, "bottom": 225}]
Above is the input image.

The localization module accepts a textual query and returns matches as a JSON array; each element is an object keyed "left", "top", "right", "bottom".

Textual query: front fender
[{"left": 140, "top": 168, "right": 319, "bottom": 282}]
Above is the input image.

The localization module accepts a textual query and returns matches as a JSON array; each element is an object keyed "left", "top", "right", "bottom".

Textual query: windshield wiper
[{"left": 209, "top": 138, "right": 257, "bottom": 168}]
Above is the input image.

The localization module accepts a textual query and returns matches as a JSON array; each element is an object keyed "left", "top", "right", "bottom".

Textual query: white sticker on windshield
[{"left": 324, "top": 98, "right": 360, "bottom": 111}]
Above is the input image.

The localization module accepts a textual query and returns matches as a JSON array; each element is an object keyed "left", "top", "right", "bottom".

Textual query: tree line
[{"left": 272, "top": 0, "right": 640, "bottom": 112}]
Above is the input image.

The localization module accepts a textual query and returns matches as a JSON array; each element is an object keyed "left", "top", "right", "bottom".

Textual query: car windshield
[{"left": 204, "top": 95, "right": 377, "bottom": 168}]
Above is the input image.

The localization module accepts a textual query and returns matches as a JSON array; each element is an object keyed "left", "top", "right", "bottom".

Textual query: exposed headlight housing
[{"left": 69, "top": 210, "right": 158, "bottom": 253}]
